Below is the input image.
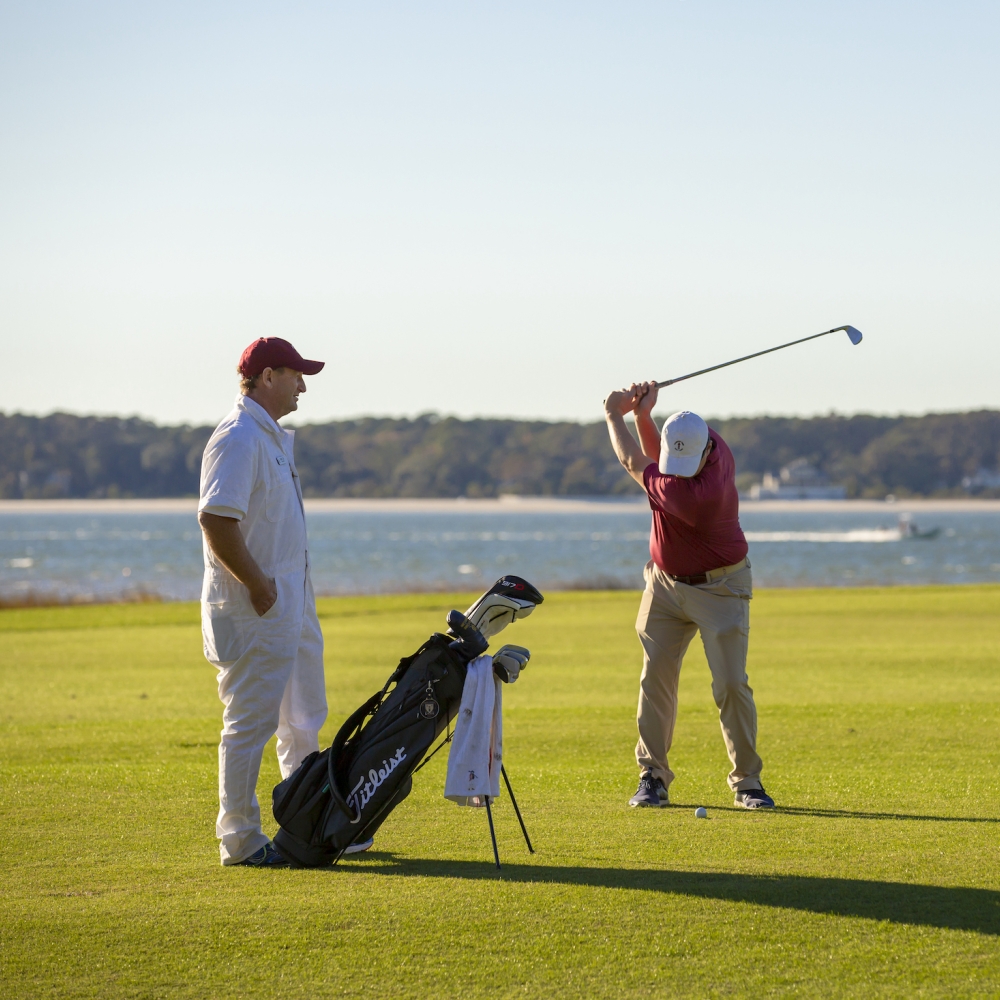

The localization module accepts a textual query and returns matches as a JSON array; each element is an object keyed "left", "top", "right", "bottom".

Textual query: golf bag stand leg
[
  {"left": 484, "top": 796, "right": 501, "bottom": 870},
  {"left": 501, "top": 765, "right": 534, "bottom": 854}
]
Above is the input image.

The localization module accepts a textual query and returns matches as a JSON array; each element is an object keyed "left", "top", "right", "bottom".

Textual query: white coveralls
[{"left": 199, "top": 395, "right": 328, "bottom": 865}]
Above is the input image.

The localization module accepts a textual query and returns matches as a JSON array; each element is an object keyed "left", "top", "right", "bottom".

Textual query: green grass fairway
[{"left": 3, "top": 587, "right": 1000, "bottom": 998}]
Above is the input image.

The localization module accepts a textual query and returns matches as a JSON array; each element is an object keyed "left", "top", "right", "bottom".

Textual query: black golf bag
[{"left": 272, "top": 576, "right": 543, "bottom": 868}]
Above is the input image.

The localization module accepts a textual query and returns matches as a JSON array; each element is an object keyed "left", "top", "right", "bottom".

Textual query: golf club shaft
[
  {"left": 484, "top": 796, "right": 501, "bottom": 870},
  {"left": 655, "top": 326, "right": 851, "bottom": 389}
]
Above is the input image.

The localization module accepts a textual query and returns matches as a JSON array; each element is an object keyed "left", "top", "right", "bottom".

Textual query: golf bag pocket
[{"left": 271, "top": 749, "right": 357, "bottom": 866}]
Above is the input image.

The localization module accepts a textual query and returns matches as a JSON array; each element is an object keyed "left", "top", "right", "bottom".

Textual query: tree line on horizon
[{"left": 2, "top": 409, "right": 1000, "bottom": 501}]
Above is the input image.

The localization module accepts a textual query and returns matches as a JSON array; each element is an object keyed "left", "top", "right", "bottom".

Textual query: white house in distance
[
  {"left": 962, "top": 468, "right": 1000, "bottom": 492},
  {"left": 749, "top": 459, "right": 847, "bottom": 500}
]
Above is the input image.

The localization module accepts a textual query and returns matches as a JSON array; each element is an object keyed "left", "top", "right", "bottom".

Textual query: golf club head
[
  {"left": 464, "top": 575, "right": 545, "bottom": 640},
  {"left": 836, "top": 325, "right": 863, "bottom": 345},
  {"left": 492, "top": 644, "right": 531, "bottom": 684}
]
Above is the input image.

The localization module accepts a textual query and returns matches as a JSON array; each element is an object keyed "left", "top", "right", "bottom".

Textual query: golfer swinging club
[
  {"left": 198, "top": 338, "right": 372, "bottom": 866},
  {"left": 604, "top": 380, "right": 774, "bottom": 810}
]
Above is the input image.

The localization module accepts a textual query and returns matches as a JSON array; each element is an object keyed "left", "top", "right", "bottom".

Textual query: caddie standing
[
  {"left": 604, "top": 380, "right": 774, "bottom": 810},
  {"left": 198, "top": 338, "right": 370, "bottom": 867}
]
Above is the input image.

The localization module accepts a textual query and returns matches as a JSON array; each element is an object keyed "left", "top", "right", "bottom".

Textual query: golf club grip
[{"left": 654, "top": 327, "right": 847, "bottom": 389}]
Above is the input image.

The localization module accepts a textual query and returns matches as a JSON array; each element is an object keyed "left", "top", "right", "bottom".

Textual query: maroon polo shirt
[{"left": 641, "top": 428, "right": 748, "bottom": 577}]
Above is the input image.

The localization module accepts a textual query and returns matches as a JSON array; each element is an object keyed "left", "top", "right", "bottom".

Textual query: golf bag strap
[{"left": 325, "top": 690, "right": 384, "bottom": 820}]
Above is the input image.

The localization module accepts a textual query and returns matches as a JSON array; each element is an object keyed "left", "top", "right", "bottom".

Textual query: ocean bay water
[{"left": 1, "top": 500, "right": 999, "bottom": 603}]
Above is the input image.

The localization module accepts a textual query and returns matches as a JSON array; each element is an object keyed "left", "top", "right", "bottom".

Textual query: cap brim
[
  {"left": 660, "top": 452, "right": 703, "bottom": 477},
  {"left": 299, "top": 359, "right": 325, "bottom": 375}
]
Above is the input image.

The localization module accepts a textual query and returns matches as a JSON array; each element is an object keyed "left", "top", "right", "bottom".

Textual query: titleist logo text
[{"left": 348, "top": 747, "right": 407, "bottom": 824}]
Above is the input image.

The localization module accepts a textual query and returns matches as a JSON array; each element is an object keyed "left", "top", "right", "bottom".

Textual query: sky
[{"left": 1, "top": 1, "right": 998, "bottom": 427}]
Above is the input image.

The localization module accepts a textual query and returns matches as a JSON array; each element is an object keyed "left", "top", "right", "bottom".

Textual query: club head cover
[
  {"left": 467, "top": 596, "right": 534, "bottom": 639},
  {"left": 445, "top": 609, "right": 489, "bottom": 659},
  {"left": 464, "top": 576, "right": 544, "bottom": 639},
  {"left": 492, "top": 644, "right": 530, "bottom": 684}
]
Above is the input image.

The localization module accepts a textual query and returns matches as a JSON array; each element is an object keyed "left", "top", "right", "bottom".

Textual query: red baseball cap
[{"left": 238, "top": 338, "right": 325, "bottom": 378}]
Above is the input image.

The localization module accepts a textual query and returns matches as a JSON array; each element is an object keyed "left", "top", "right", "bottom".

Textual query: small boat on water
[{"left": 898, "top": 513, "right": 941, "bottom": 540}]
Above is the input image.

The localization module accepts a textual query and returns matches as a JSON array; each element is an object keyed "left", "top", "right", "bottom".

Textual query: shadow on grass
[
  {"left": 671, "top": 803, "right": 1000, "bottom": 824},
  {"left": 357, "top": 858, "right": 1000, "bottom": 935}
]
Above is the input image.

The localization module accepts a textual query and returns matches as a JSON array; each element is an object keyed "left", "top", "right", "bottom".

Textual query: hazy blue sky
[{"left": 2, "top": 2, "right": 997, "bottom": 426}]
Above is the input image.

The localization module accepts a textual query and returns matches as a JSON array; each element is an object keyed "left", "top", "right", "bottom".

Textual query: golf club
[{"left": 654, "top": 325, "right": 863, "bottom": 389}]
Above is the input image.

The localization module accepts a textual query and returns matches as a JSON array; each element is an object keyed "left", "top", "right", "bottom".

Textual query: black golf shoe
[
  {"left": 629, "top": 771, "right": 669, "bottom": 808},
  {"left": 734, "top": 786, "right": 775, "bottom": 810},
  {"left": 233, "top": 842, "right": 291, "bottom": 868}
]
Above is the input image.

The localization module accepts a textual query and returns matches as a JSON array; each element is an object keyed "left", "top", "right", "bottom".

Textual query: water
[{"left": 1, "top": 503, "right": 998, "bottom": 603}]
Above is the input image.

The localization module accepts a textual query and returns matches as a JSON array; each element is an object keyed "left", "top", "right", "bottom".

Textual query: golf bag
[{"left": 271, "top": 575, "right": 543, "bottom": 868}]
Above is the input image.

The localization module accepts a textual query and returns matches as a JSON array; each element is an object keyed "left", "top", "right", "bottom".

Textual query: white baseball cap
[{"left": 659, "top": 411, "right": 710, "bottom": 477}]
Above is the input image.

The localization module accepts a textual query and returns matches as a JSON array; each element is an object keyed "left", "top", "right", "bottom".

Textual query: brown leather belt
[
  {"left": 666, "top": 558, "right": 749, "bottom": 587},
  {"left": 668, "top": 571, "right": 711, "bottom": 585}
]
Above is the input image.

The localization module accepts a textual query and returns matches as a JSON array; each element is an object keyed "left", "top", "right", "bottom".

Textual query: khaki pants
[{"left": 634, "top": 559, "right": 762, "bottom": 793}]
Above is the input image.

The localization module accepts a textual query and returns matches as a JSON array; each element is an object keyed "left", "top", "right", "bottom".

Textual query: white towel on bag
[{"left": 444, "top": 655, "right": 503, "bottom": 806}]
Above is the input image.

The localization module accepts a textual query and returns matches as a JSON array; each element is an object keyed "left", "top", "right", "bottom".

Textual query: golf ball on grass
[{"left": 694, "top": 807, "right": 708, "bottom": 819}]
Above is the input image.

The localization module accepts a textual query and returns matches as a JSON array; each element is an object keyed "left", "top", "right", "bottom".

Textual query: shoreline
[
  {"left": 2, "top": 496, "right": 1000, "bottom": 514},
  {"left": 4, "top": 578, "right": 999, "bottom": 611}
]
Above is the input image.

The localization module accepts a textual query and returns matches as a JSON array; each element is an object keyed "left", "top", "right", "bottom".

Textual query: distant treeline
[{"left": 3, "top": 409, "right": 1000, "bottom": 500}]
